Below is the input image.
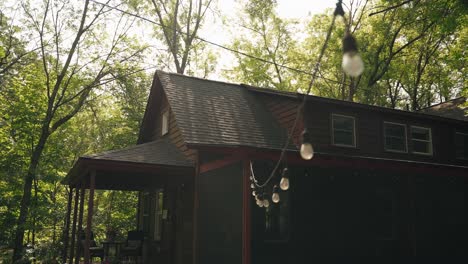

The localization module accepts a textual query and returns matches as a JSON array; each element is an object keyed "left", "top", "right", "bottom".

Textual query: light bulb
[
  {"left": 300, "top": 143, "right": 314, "bottom": 160},
  {"left": 342, "top": 52, "right": 364, "bottom": 77},
  {"left": 263, "top": 199, "right": 270, "bottom": 208},
  {"left": 280, "top": 177, "right": 289, "bottom": 191},
  {"left": 272, "top": 192, "right": 280, "bottom": 203},
  {"left": 250, "top": 183, "right": 255, "bottom": 189},
  {"left": 252, "top": 190, "right": 256, "bottom": 197},
  {"left": 256, "top": 199, "right": 263, "bottom": 207},
  {"left": 300, "top": 130, "right": 314, "bottom": 160}
]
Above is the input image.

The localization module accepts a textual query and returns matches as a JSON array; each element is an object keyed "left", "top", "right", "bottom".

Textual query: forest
[{"left": 0, "top": 0, "right": 466, "bottom": 262}]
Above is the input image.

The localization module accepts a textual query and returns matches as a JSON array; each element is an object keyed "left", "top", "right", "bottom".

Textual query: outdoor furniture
[
  {"left": 78, "top": 229, "right": 104, "bottom": 262},
  {"left": 120, "top": 230, "right": 144, "bottom": 262},
  {"left": 102, "top": 240, "right": 125, "bottom": 261}
]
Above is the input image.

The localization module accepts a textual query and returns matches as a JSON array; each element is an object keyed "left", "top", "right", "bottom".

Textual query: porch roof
[{"left": 63, "top": 138, "right": 194, "bottom": 189}]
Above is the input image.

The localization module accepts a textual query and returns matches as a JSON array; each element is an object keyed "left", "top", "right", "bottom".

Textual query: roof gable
[{"left": 155, "top": 71, "right": 289, "bottom": 150}]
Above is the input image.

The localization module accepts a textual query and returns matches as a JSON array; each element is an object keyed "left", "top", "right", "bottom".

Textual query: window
[
  {"left": 161, "top": 111, "right": 169, "bottom": 136},
  {"left": 153, "top": 190, "right": 164, "bottom": 241},
  {"left": 410, "top": 126, "right": 432, "bottom": 155},
  {"left": 384, "top": 122, "right": 407, "bottom": 152},
  {"left": 455, "top": 132, "right": 468, "bottom": 160},
  {"left": 331, "top": 114, "right": 356, "bottom": 147}
]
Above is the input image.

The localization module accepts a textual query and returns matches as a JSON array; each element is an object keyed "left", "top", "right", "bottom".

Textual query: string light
[
  {"left": 300, "top": 130, "right": 314, "bottom": 160},
  {"left": 272, "top": 185, "right": 280, "bottom": 203},
  {"left": 248, "top": 0, "right": 363, "bottom": 208},
  {"left": 342, "top": 31, "right": 364, "bottom": 77}
]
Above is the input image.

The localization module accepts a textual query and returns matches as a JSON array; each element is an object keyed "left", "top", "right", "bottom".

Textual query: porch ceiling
[{"left": 63, "top": 138, "right": 195, "bottom": 190}]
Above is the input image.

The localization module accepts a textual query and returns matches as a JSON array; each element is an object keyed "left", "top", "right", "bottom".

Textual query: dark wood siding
[
  {"left": 251, "top": 165, "right": 468, "bottom": 262},
  {"left": 198, "top": 163, "right": 242, "bottom": 264},
  {"left": 257, "top": 93, "right": 468, "bottom": 167},
  {"left": 139, "top": 77, "right": 197, "bottom": 162}
]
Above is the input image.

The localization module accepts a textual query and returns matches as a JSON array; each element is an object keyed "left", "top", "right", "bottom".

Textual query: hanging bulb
[
  {"left": 272, "top": 185, "right": 280, "bottom": 203},
  {"left": 263, "top": 199, "right": 270, "bottom": 208},
  {"left": 342, "top": 31, "right": 364, "bottom": 77},
  {"left": 256, "top": 199, "right": 263, "bottom": 207},
  {"left": 252, "top": 190, "right": 257, "bottom": 197},
  {"left": 250, "top": 183, "right": 255, "bottom": 189},
  {"left": 280, "top": 168, "right": 290, "bottom": 191},
  {"left": 300, "top": 130, "right": 314, "bottom": 160}
]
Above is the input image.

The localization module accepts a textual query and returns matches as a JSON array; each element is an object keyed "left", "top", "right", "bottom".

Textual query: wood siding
[
  {"left": 139, "top": 77, "right": 197, "bottom": 162},
  {"left": 198, "top": 163, "right": 243, "bottom": 264},
  {"left": 257, "top": 93, "right": 468, "bottom": 168}
]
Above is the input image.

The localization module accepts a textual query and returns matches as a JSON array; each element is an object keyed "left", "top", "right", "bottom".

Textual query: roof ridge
[
  {"left": 418, "top": 96, "right": 466, "bottom": 111},
  {"left": 156, "top": 70, "right": 244, "bottom": 89}
]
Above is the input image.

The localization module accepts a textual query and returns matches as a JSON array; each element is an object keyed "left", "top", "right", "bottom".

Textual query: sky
[{"left": 197, "top": 0, "right": 338, "bottom": 79}]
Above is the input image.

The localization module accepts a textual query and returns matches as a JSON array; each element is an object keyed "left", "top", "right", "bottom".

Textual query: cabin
[{"left": 63, "top": 71, "right": 468, "bottom": 264}]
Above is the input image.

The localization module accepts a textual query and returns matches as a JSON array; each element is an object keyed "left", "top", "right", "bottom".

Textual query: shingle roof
[
  {"left": 418, "top": 97, "right": 468, "bottom": 121},
  {"left": 156, "top": 71, "right": 289, "bottom": 150},
  {"left": 84, "top": 137, "right": 193, "bottom": 167}
]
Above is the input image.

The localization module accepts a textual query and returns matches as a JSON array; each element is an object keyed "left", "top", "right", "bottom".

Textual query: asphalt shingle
[
  {"left": 85, "top": 137, "right": 193, "bottom": 167},
  {"left": 157, "top": 71, "right": 289, "bottom": 150}
]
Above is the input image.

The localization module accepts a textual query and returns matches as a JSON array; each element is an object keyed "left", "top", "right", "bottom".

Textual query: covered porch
[{"left": 61, "top": 138, "right": 195, "bottom": 264}]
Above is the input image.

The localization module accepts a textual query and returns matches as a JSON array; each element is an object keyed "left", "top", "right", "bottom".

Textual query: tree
[
  {"left": 11, "top": 0, "right": 146, "bottom": 260},
  {"left": 225, "top": 0, "right": 296, "bottom": 90},
  {"left": 127, "top": 0, "right": 217, "bottom": 75}
]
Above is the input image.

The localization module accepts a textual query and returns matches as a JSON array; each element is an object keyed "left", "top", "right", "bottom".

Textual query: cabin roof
[
  {"left": 156, "top": 70, "right": 289, "bottom": 150},
  {"left": 83, "top": 137, "right": 193, "bottom": 167},
  {"left": 418, "top": 97, "right": 468, "bottom": 121}
]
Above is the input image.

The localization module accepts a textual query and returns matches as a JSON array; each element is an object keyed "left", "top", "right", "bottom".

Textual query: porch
[{"left": 62, "top": 138, "right": 195, "bottom": 264}]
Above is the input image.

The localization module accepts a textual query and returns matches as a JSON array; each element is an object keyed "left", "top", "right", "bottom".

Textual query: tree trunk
[{"left": 13, "top": 129, "right": 49, "bottom": 261}]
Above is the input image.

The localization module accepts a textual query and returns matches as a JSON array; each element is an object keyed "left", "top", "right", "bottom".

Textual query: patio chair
[
  {"left": 78, "top": 229, "right": 104, "bottom": 262},
  {"left": 120, "top": 230, "right": 144, "bottom": 263}
]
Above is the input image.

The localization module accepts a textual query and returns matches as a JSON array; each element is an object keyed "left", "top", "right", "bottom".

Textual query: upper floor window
[
  {"left": 455, "top": 132, "right": 468, "bottom": 160},
  {"left": 331, "top": 114, "right": 356, "bottom": 147},
  {"left": 161, "top": 111, "right": 169, "bottom": 136},
  {"left": 410, "top": 126, "right": 432, "bottom": 155},
  {"left": 384, "top": 122, "right": 407, "bottom": 152}
]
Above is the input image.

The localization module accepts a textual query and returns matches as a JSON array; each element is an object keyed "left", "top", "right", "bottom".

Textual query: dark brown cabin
[{"left": 63, "top": 71, "right": 468, "bottom": 264}]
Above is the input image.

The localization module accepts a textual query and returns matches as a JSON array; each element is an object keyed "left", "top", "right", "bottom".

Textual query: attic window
[
  {"left": 410, "top": 126, "right": 432, "bottom": 155},
  {"left": 331, "top": 114, "right": 356, "bottom": 147},
  {"left": 384, "top": 122, "right": 407, "bottom": 153},
  {"left": 162, "top": 111, "right": 169, "bottom": 136}
]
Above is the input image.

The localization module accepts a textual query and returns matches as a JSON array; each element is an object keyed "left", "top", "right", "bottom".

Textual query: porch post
[
  {"left": 62, "top": 187, "right": 73, "bottom": 263},
  {"left": 84, "top": 170, "right": 96, "bottom": 264},
  {"left": 74, "top": 183, "right": 86, "bottom": 264},
  {"left": 69, "top": 188, "right": 80, "bottom": 263},
  {"left": 242, "top": 160, "right": 251, "bottom": 264}
]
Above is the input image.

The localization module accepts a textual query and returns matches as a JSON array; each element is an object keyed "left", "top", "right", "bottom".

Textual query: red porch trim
[
  {"left": 68, "top": 188, "right": 79, "bottom": 263},
  {"left": 199, "top": 153, "right": 245, "bottom": 174},
  {"left": 84, "top": 171, "right": 96, "bottom": 264},
  {"left": 62, "top": 187, "right": 73, "bottom": 263},
  {"left": 242, "top": 160, "right": 251, "bottom": 264}
]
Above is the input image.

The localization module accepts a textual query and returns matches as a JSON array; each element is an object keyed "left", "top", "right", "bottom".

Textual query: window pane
[
  {"left": 334, "top": 116, "right": 354, "bottom": 131},
  {"left": 413, "top": 140, "right": 429, "bottom": 153},
  {"left": 384, "top": 123, "right": 406, "bottom": 151},
  {"left": 332, "top": 115, "right": 355, "bottom": 146},
  {"left": 334, "top": 130, "right": 354, "bottom": 146},
  {"left": 412, "top": 127, "right": 430, "bottom": 140},
  {"left": 385, "top": 136, "right": 405, "bottom": 151}
]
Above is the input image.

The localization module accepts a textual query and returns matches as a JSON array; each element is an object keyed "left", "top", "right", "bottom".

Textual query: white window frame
[
  {"left": 410, "top": 126, "right": 433, "bottom": 156},
  {"left": 161, "top": 111, "right": 169, "bottom": 136},
  {"left": 331, "top": 114, "right": 356, "bottom": 148},
  {"left": 383, "top": 122, "right": 408, "bottom": 153},
  {"left": 455, "top": 132, "right": 468, "bottom": 160}
]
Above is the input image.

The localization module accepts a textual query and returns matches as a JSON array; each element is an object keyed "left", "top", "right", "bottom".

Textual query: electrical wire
[
  {"left": 88, "top": 0, "right": 342, "bottom": 85},
  {"left": 251, "top": 0, "right": 345, "bottom": 188}
]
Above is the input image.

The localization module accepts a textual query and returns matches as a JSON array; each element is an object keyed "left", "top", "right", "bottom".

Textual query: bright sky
[{"left": 197, "top": 0, "right": 338, "bottom": 79}]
